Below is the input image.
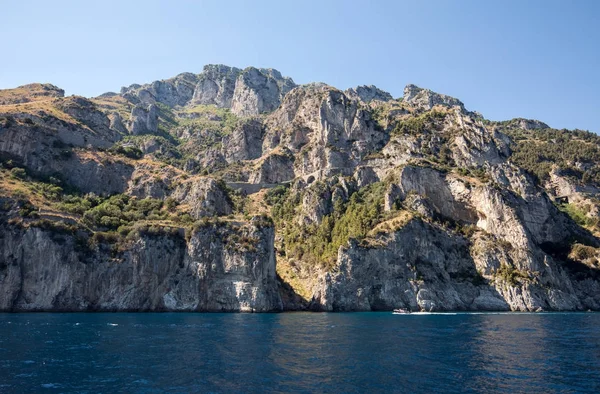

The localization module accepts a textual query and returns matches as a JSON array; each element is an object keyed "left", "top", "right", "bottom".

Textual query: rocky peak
[
  {"left": 507, "top": 118, "right": 549, "bottom": 130},
  {"left": 191, "top": 64, "right": 241, "bottom": 107},
  {"left": 230, "top": 67, "right": 296, "bottom": 116},
  {"left": 115, "top": 64, "right": 296, "bottom": 117},
  {"left": 403, "top": 84, "right": 465, "bottom": 111},
  {"left": 345, "top": 85, "right": 393, "bottom": 103},
  {"left": 121, "top": 73, "right": 198, "bottom": 107},
  {"left": 0, "top": 83, "right": 65, "bottom": 105}
]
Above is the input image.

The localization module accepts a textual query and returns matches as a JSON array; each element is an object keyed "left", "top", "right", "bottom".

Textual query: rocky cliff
[
  {"left": 0, "top": 213, "right": 282, "bottom": 312},
  {"left": 1, "top": 66, "right": 600, "bottom": 312}
]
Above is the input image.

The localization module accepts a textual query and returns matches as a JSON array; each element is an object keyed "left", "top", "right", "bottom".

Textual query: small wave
[
  {"left": 23, "top": 360, "right": 35, "bottom": 364},
  {"left": 15, "top": 373, "right": 36, "bottom": 378},
  {"left": 41, "top": 383, "right": 61, "bottom": 389},
  {"left": 107, "top": 323, "right": 118, "bottom": 326}
]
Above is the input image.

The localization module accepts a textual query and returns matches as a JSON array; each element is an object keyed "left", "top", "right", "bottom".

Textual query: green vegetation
[
  {"left": 392, "top": 110, "right": 447, "bottom": 136},
  {"left": 271, "top": 181, "right": 388, "bottom": 269},
  {"left": 177, "top": 104, "right": 239, "bottom": 135},
  {"left": 108, "top": 145, "right": 143, "bottom": 160},
  {"left": 570, "top": 243, "right": 598, "bottom": 262},
  {"left": 82, "top": 194, "right": 168, "bottom": 230},
  {"left": 10, "top": 167, "right": 26, "bottom": 180},
  {"left": 502, "top": 126, "right": 600, "bottom": 184},
  {"left": 265, "top": 185, "right": 290, "bottom": 206},
  {"left": 496, "top": 264, "right": 530, "bottom": 286},
  {"left": 558, "top": 202, "right": 600, "bottom": 230}
]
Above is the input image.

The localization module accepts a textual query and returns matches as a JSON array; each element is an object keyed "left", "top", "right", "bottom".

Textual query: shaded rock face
[
  {"left": 108, "top": 112, "right": 127, "bottom": 134},
  {"left": 0, "top": 224, "right": 282, "bottom": 312},
  {"left": 386, "top": 166, "right": 478, "bottom": 224},
  {"left": 222, "top": 119, "right": 264, "bottom": 162},
  {"left": 129, "top": 104, "right": 158, "bottom": 135},
  {"left": 58, "top": 154, "right": 134, "bottom": 196},
  {"left": 249, "top": 153, "right": 295, "bottom": 184},
  {"left": 172, "top": 178, "right": 233, "bottom": 218},
  {"left": 55, "top": 96, "right": 120, "bottom": 142}
]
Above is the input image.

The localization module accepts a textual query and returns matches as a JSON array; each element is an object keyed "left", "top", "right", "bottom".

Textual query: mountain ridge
[{"left": 1, "top": 64, "right": 600, "bottom": 312}]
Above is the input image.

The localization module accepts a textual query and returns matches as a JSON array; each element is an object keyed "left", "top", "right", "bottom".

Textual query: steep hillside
[{"left": 1, "top": 65, "right": 600, "bottom": 312}]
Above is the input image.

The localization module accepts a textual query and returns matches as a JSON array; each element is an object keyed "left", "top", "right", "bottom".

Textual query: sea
[{"left": 0, "top": 312, "right": 599, "bottom": 393}]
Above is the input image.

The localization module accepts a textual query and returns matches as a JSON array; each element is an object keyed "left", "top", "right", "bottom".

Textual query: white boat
[{"left": 393, "top": 308, "right": 411, "bottom": 314}]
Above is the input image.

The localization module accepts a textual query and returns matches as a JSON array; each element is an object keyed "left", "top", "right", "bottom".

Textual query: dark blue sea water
[{"left": 1, "top": 313, "right": 599, "bottom": 393}]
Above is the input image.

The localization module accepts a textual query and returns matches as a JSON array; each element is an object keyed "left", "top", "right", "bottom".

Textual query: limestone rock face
[
  {"left": 57, "top": 153, "right": 134, "bottom": 196},
  {"left": 386, "top": 165, "right": 478, "bottom": 224},
  {"left": 0, "top": 223, "right": 282, "bottom": 312},
  {"left": 55, "top": 96, "right": 118, "bottom": 139},
  {"left": 222, "top": 118, "right": 264, "bottom": 162},
  {"left": 310, "top": 219, "right": 595, "bottom": 312},
  {"left": 505, "top": 118, "right": 550, "bottom": 130},
  {"left": 231, "top": 67, "right": 296, "bottom": 116},
  {"left": 121, "top": 73, "right": 198, "bottom": 107},
  {"left": 129, "top": 104, "right": 158, "bottom": 135},
  {"left": 108, "top": 112, "right": 127, "bottom": 134},
  {"left": 261, "top": 84, "right": 388, "bottom": 182},
  {"left": 403, "top": 84, "right": 465, "bottom": 111},
  {"left": 249, "top": 152, "right": 295, "bottom": 184},
  {"left": 118, "top": 65, "right": 295, "bottom": 118},
  {"left": 3, "top": 64, "right": 600, "bottom": 313},
  {"left": 192, "top": 64, "right": 241, "bottom": 107},
  {"left": 172, "top": 178, "right": 233, "bottom": 218},
  {"left": 345, "top": 85, "right": 393, "bottom": 103}
]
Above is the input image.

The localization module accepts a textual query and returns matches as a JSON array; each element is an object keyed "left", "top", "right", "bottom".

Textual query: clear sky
[{"left": 2, "top": 0, "right": 599, "bottom": 132}]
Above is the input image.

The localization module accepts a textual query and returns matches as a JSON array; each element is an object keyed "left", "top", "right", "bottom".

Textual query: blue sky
[{"left": 2, "top": 0, "right": 599, "bottom": 132}]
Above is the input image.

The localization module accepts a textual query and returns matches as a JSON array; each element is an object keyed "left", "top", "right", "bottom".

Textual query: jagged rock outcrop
[
  {"left": 222, "top": 118, "right": 264, "bottom": 162},
  {"left": 384, "top": 165, "right": 478, "bottom": 223},
  {"left": 261, "top": 84, "right": 387, "bottom": 182},
  {"left": 129, "top": 104, "right": 158, "bottom": 135},
  {"left": 121, "top": 73, "right": 198, "bottom": 107},
  {"left": 403, "top": 84, "right": 465, "bottom": 112},
  {"left": 191, "top": 64, "right": 240, "bottom": 107},
  {"left": 249, "top": 152, "right": 295, "bottom": 184},
  {"left": 345, "top": 85, "right": 393, "bottom": 103},
  {"left": 55, "top": 96, "right": 118, "bottom": 138},
  {"left": 172, "top": 178, "right": 233, "bottom": 218},
  {"left": 310, "top": 218, "right": 599, "bottom": 312},
  {"left": 118, "top": 65, "right": 296, "bottom": 118},
  {"left": 503, "top": 118, "right": 550, "bottom": 130},
  {"left": 0, "top": 221, "right": 282, "bottom": 312},
  {"left": 231, "top": 67, "right": 296, "bottom": 116},
  {"left": 108, "top": 112, "right": 127, "bottom": 133}
]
